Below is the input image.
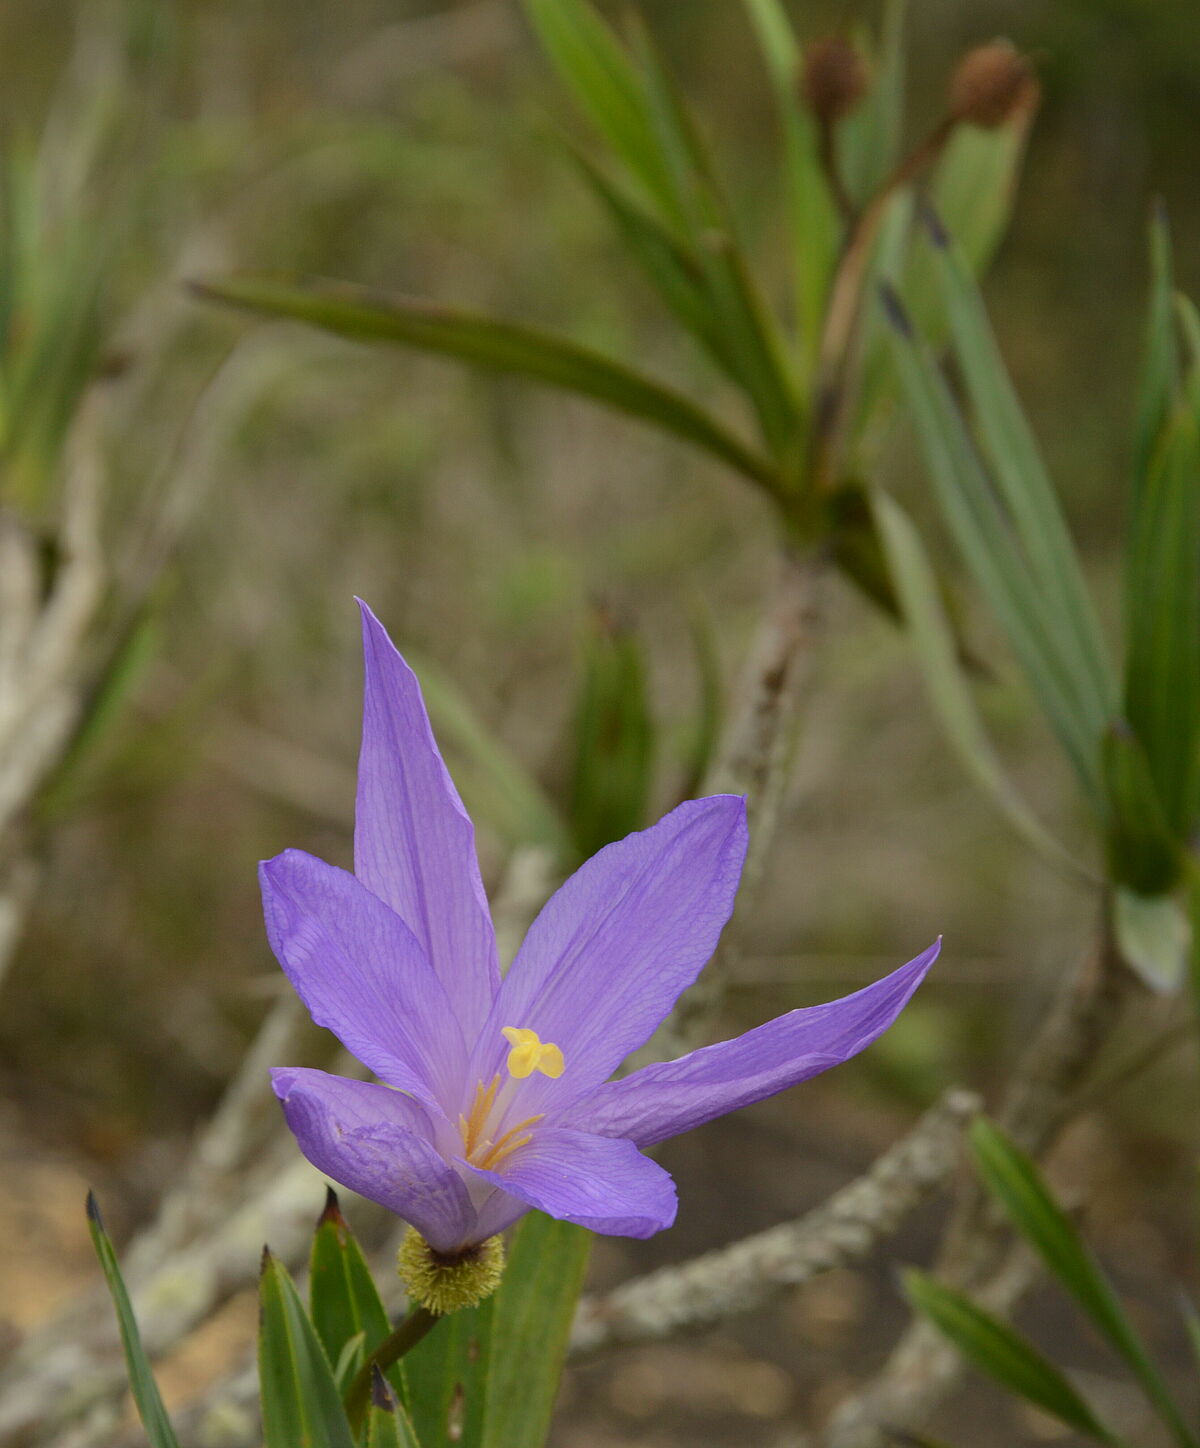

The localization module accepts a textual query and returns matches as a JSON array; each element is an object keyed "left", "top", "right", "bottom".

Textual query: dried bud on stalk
[
  {"left": 802, "top": 36, "right": 870, "bottom": 124},
  {"left": 949, "top": 40, "right": 1035, "bottom": 128}
]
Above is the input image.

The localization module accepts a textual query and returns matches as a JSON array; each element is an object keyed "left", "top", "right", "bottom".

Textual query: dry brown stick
[
  {"left": 570, "top": 1089, "right": 980, "bottom": 1356},
  {"left": 819, "top": 914, "right": 1140, "bottom": 1448}
]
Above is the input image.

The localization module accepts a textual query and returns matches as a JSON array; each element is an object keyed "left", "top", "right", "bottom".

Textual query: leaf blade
[
  {"left": 86, "top": 1193, "right": 181, "bottom": 1448},
  {"left": 970, "top": 1119, "right": 1195, "bottom": 1448},
  {"left": 904, "top": 1267, "right": 1120, "bottom": 1445},
  {"left": 197, "top": 277, "right": 778, "bottom": 494},
  {"left": 259, "top": 1247, "right": 358, "bottom": 1448}
]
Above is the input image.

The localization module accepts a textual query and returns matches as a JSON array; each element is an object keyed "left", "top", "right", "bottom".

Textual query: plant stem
[{"left": 344, "top": 1307, "right": 439, "bottom": 1436}]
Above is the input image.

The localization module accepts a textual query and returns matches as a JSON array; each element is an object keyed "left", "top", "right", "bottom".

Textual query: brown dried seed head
[
  {"left": 802, "top": 36, "right": 870, "bottom": 124},
  {"left": 949, "top": 40, "right": 1036, "bottom": 129}
]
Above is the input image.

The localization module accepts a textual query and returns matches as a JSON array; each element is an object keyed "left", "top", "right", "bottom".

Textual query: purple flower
[{"left": 265, "top": 603, "right": 937, "bottom": 1255}]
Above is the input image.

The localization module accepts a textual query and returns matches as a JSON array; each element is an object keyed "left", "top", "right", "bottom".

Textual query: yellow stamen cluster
[
  {"left": 397, "top": 1228, "right": 505, "bottom": 1315},
  {"left": 502, "top": 1025, "right": 564, "bottom": 1080},
  {"left": 458, "top": 1076, "right": 542, "bottom": 1171}
]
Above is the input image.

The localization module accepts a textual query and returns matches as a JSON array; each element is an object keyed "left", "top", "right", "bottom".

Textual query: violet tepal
[{"left": 265, "top": 602, "right": 937, "bottom": 1263}]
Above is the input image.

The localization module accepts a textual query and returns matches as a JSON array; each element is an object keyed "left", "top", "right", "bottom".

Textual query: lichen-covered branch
[{"left": 569, "top": 1089, "right": 979, "bottom": 1356}]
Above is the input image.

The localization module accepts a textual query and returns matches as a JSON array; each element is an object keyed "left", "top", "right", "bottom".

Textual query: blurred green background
[{"left": 0, "top": 2, "right": 1197, "bottom": 1444}]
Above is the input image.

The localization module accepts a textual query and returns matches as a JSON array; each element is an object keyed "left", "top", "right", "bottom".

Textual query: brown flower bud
[
  {"left": 948, "top": 40, "right": 1036, "bottom": 129},
  {"left": 802, "top": 36, "right": 870, "bottom": 125}
]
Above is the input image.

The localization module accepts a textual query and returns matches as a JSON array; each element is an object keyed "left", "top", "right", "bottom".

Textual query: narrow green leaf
[
  {"left": 839, "top": 0, "right": 906, "bottom": 206},
  {"left": 881, "top": 287, "right": 1105, "bottom": 807},
  {"left": 197, "top": 277, "right": 779, "bottom": 495},
  {"left": 259, "top": 1247, "right": 358, "bottom": 1448},
  {"left": 928, "top": 111, "right": 1033, "bottom": 275},
  {"left": 922, "top": 214, "right": 1116, "bottom": 730},
  {"left": 970, "top": 1119, "right": 1196, "bottom": 1448},
  {"left": 309, "top": 1189, "right": 395, "bottom": 1398},
  {"left": 1101, "top": 722, "right": 1182, "bottom": 896},
  {"left": 741, "top": 1, "right": 839, "bottom": 377},
  {"left": 401, "top": 1300, "right": 493, "bottom": 1448},
  {"left": 1123, "top": 400, "right": 1200, "bottom": 834},
  {"left": 521, "top": 0, "right": 684, "bottom": 229},
  {"left": 904, "top": 1268, "right": 1119, "bottom": 1445},
  {"left": 366, "top": 1368, "right": 423, "bottom": 1448},
  {"left": 86, "top": 1193, "right": 181, "bottom": 1448},
  {"left": 480, "top": 1214, "right": 591, "bottom": 1448},
  {"left": 872, "top": 490, "right": 1079, "bottom": 871},
  {"left": 630, "top": 29, "right": 803, "bottom": 460},
  {"left": 741, "top": 0, "right": 797, "bottom": 86}
]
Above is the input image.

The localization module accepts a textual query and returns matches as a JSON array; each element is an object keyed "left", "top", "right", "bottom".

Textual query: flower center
[
  {"left": 456, "top": 1027, "right": 563, "bottom": 1172},
  {"left": 458, "top": 1076, "right": 541, "bottom": 1170}
]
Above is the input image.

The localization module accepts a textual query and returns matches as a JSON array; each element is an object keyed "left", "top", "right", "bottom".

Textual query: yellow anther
[{"left": 501, "top": 1026, "right": 565, "bottom": 1080}]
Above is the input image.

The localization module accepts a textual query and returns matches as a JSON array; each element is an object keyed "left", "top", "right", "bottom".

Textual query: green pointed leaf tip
[
  {"left": 870, "top": 490, "right": 1078, "bottom": 870},
  {"left": 309, "top": 1185, "right": 395, "bottom": 1400},
  {"left": 904, "top": 1268, "right": 1118, "bottom": 1444},
  {"left": 87, "top": 1193, "right": 181, "bottom": 1448},
  {"left": 920, "top": 210, "right": 1115, "bottom": 734},
  {"left": 969, "top": 1118, "right": 1195, "bottom": 1448}
]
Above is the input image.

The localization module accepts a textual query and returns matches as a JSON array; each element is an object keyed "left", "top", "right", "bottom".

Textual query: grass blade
[
  {"left": 881, "top": 286, "right": 1105, "bottom": 807},
  {"left": 521, "top": 0, "right": 683, "bottom": 229},
  {"left": 904, "top": 1268, "right": 1121, "bottom": 1445},
  {"left": 970, "top": 1118, "right": 1196, "bottom": 1448},
  {"left": 86, "top": 1193, "right": 181, "bottom": 1448},
  {"left": 872, "top": 490, "right": 1080, "bottom": 871},
  {"left": 1122, "top": 398, "right": 1200, "bottom": 835},
  {"left": 921, "top": 212, "right": 1116, "bottom": 729},
  {"left": 742, "top": 0, "right": 840, "bottom": 378},
  {"left": 197, "top": 276, "right": 778, "bottom": 495}
]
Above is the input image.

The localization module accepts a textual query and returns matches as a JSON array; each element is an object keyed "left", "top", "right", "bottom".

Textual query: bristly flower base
[{"left": 398, "top": 1228, "right": 505, "bottom": 1314}]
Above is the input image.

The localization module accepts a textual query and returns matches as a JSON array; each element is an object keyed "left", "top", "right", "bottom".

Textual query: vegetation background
[{"left": 1, "top": 1, "right": 1198, "bottom": 1443}]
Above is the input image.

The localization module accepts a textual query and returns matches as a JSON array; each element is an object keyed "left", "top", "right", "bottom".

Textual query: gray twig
[{"left": 570, "top": 1089, "right": 980, "bottom": 1356}]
